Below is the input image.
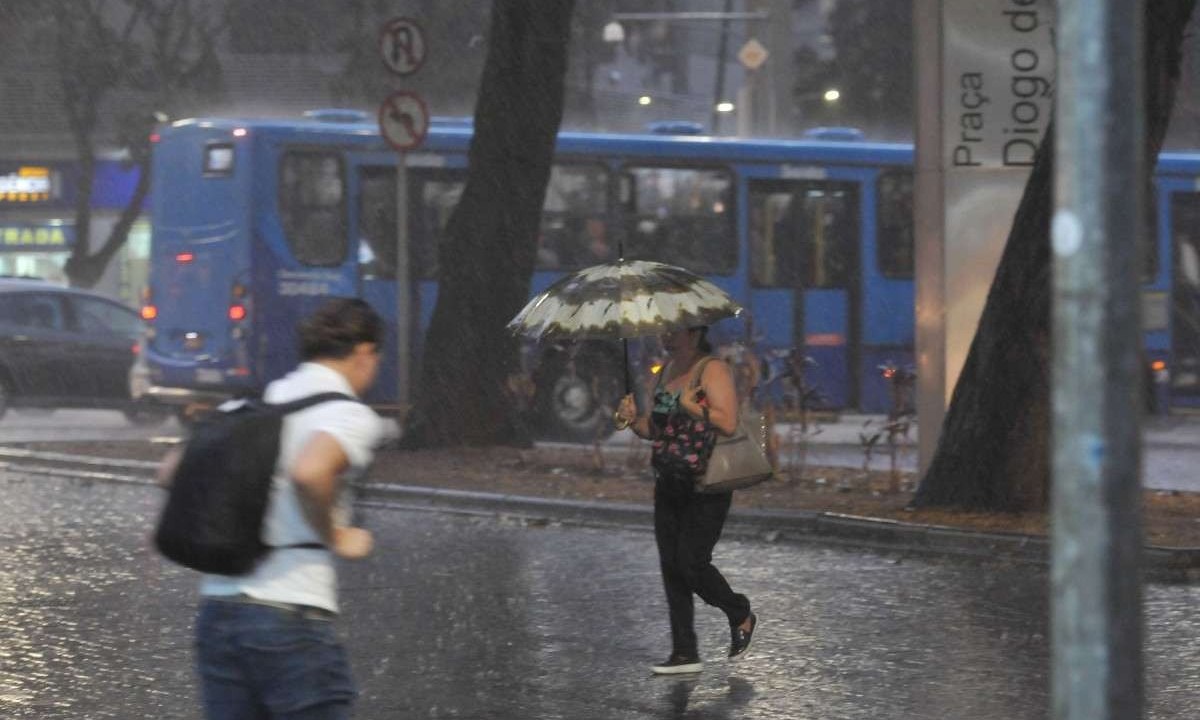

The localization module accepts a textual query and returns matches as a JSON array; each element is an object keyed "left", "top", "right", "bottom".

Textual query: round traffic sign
[
  {"left": 379, "top": 17, "right": 427, "bottom": 76},
  {"left": 378, "top": 91, "right": 430, "bottom": 152}
]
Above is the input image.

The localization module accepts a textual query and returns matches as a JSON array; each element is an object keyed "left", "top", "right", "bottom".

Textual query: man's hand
[{"left": 332, "top": 526, "right": 374, "bottom": 560}]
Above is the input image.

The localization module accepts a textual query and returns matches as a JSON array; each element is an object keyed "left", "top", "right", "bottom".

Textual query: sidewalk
[
  {"left": 606, "top": 412, "right": 1200, "bottom": 450},
  {"left": 2, "top": 436, "right": 1197, "bottom": 577}
]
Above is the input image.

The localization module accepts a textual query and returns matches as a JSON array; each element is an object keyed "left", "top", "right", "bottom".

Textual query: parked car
[{"left": 0, "top": 278, "right": 163, "bottom": 423}]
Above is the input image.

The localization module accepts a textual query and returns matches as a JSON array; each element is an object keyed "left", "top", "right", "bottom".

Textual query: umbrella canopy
[{"left": 507, "top": 260, "right": 743, "bottom": 341}]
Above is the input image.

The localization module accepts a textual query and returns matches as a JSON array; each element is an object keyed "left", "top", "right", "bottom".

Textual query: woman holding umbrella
[{"left": 615, "top": 325, "right": 758, "bottom": 675}]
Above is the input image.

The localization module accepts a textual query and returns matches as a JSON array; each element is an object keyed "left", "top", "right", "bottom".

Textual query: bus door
[
  {"left": 1167, "top": 190, "right": 1200, "bottom": 405},
  {"left": 748, "top": 179, "right": 860, "bottom": 409},
  {"left": 351, "top": 163, "right": 403, "bottom": 407}
]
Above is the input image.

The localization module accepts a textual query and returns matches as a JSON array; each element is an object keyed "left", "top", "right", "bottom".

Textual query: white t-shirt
[{"left": 200, "top": 362, "right": 384, "bottom": 613}]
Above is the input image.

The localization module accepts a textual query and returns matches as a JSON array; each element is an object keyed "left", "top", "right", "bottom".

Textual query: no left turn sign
[
  {"left": 378, "top": 90, "right": 429, "bottom": 152},
  {"left": 379, "top": 17, "right": 427, "bottom": 76}
]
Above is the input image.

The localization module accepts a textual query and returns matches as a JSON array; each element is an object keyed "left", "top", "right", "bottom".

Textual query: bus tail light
[
  {"left": 176, "top": 252, "right": 195, "bottom": 264},
  {"left": 229, "top": 282, "right": 249, "bottom": 324}
]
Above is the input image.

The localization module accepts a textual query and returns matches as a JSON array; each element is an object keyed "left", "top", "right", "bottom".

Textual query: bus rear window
[
  {"left": 279, "top": 152, "right": 347, "bottom": 267},
  {"left": 203, "top": 143, "right": 235, "bottom": 176},
  {"left": 623, "top": 166, "right": 735, "bottom": 274}
]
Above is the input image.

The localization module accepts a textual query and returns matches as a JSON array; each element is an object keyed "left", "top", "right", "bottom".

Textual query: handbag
[{"left": 695, "top": 409, "right": 774, "bottom": 493}]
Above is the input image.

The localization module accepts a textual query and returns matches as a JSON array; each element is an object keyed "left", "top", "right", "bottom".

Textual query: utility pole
[
  {"left": 1052, "top": 1, "right": 1145, "bottom": 719},
  {"left": 710, "top": 0, "right": 734, "bottom": 135}
]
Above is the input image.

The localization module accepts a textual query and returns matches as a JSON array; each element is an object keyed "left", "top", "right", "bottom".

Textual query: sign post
[{"left": 377, "top": 17, "right": 429, "bottom": 416}]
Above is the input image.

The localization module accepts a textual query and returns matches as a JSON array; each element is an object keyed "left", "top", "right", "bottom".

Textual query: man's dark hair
[{"left": 298, "top": 297, "right": 384, "bottom": 361}]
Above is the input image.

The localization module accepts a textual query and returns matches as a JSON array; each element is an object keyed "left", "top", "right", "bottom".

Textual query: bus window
[
  {"left": 538, "top": 164, "right": 610, "bottom": 269},
  {"left": 1170, "top": 192, "right": 1200, "bottom": 392},
  {"left": 279, "top": 152, "right": 347, "bottom": 266},
  {"left": 358, "top": 167, "right": 398, "bottom": 279},
  {"left": 411, "top": 177, "right": 465, "bottom": 279},
  {"left": 877, "top": 170, "right": 914, "bottom": 278},
  {"left": 750, "top": 181, "right": 857, "bottom": 289},
  {"left": 623, "top": 166, "right": 735, "bottom": 274}
]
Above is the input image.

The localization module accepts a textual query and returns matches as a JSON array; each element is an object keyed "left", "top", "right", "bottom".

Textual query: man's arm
[
  {"left": 290, "top": 431, "right": 373, "bottom": 559},
  {"left": 156, "top": 446, "right": 184, "bottom": 488}
]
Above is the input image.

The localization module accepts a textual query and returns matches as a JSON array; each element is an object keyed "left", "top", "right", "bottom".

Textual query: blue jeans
[{"left": 195, "top": 597, "right": 356, "bottom": 720}]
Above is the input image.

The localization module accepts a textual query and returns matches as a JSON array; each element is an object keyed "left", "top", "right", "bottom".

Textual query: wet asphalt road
[{"left": 1, "top": 472, "right": 1198, "bottom": 719}]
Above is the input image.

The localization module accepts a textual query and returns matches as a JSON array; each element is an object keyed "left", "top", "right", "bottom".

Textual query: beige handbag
[{"left": 696, "top": 410, "right": 774, "bottom": 493}]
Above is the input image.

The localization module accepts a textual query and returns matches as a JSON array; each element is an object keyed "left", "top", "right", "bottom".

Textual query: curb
[
  {"left": 3, "top": 448, "right": 1198, "bottom": 581},
  {"left": 354, "top": 482, "right": 1200, "bottom": 580}
]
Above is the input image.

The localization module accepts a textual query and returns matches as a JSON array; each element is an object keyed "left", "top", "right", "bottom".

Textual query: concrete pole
[
  {"left": 912, "top": 0, "right": 944, "bottom": 475},
  {"left": 1052, "top": 1, "right": 1145, "bottom": 719}
]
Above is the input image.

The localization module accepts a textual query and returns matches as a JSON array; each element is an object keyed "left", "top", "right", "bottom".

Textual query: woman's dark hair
[
  {"left": 299, "top": 297, "right": 384, "bottom": 361},
  {"left": 693, "top": 326, "right": 713, "bottom": 354}
]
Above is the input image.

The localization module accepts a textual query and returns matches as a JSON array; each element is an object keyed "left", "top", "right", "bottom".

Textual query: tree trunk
[
  {"left": 65, "top": 155, "right": 152, "bottom": 289},
  {"left": 911, "top": 0, "right": 1195, "bottom": 512},
  {"left": 402, "top": 0, "right": 575, "bottom": 447}
]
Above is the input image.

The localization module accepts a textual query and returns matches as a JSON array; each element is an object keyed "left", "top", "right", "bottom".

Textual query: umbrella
[{"left": 507, "top": 259, "right": 743, "bottom": 393}]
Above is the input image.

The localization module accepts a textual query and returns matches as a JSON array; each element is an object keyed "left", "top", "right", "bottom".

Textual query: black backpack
[{"left": 154, "top": 392, "right": 357, "bottom": 575}]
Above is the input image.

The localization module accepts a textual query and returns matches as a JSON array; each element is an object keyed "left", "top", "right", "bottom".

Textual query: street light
[
  {"left": 823, "top": 88, "right": 841, "bottom": 103},
  {"left": 716, "top": 101, "right": 735, "bottom": 113},
  {"left": 638, "top": 95, "right": 653, "bottom": 106},
  {"left": 602, "top": 21, "right": 625, "bottom": 44}
]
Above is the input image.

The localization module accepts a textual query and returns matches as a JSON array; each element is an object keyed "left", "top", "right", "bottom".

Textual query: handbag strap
[{"left": 689, "top": 356, "right": 715, "bottom": 391}]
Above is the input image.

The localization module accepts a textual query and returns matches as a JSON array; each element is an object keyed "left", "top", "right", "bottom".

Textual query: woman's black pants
[{"left": 654, "top": 469, "right": 751, "bottom": 657}]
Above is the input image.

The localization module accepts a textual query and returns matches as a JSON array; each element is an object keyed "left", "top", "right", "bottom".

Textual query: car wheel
[{"left": 533, "top": 347, "right": 622, "bottom": 443}]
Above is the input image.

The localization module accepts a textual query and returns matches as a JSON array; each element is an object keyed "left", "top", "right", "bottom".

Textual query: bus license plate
[{"left": 195, "top": 368, "right": 222, "bottom": 384}]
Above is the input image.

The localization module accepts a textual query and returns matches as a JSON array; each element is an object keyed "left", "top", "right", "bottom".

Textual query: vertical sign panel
[{"left": 940, "top": 0, "right": 1056, "bottom": 394}]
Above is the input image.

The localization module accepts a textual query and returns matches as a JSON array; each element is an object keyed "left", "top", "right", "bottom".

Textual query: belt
[{"left": 211, "top": 593, "right": 337, "bottom": 621}]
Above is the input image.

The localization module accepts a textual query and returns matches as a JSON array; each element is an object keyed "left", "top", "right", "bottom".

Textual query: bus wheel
[{"left": 534, "top": 349, "right": 621, "bottom": 443}]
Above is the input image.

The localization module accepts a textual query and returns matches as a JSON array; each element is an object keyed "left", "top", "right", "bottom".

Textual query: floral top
[{"left": 650, "top": 361, "right": 716, "bottom": 478}]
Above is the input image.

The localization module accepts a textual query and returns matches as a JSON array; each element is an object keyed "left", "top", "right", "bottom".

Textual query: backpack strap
[{"left": 269, "top": 391, "right": 359, "bottom": 415}]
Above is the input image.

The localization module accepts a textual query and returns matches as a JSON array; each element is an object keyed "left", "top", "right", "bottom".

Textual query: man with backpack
[{"left": 160, "top": 298, "right": 386, "bottom": 720}]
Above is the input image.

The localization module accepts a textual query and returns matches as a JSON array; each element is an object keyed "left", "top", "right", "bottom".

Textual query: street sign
[
  {"left": 379, "top": 17, "right": 427, "bottom": 76},
  {"left": 738, "top": 38, "right": 769, "bottom": 71},
  {"left": 378, "top": 90, "right": 430, "bottom": 152}
]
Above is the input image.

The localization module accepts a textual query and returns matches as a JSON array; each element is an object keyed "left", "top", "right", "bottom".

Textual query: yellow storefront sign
[{"left": 0, "top": 226, "right": 69, "bottom": 248}]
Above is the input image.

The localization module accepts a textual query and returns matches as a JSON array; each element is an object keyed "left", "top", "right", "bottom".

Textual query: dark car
[{"left": 0, "top": 279, "right": 161, "bottom": 423}]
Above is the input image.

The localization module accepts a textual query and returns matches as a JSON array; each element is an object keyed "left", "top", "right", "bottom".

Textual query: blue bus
[{"left": 135, "top": 110, "right": 1200, "bottom": 438}]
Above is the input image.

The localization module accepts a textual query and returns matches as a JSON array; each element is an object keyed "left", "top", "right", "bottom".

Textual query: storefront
[{"left": 0, "top": 159, "right": 149, "bottom": 306}]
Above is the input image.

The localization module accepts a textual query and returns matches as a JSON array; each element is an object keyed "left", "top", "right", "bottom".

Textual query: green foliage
[
  {"left": 7, "top": 0, "right": 227, "bottom": 287},
  {"left": 793, "top": 0, "right": 913, "bottom": 137}
]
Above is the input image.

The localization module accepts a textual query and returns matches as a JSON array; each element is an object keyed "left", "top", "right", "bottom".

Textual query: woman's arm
[
  {"left": 615, "top": 393, "right": 654, "bottom": 439},
  {"left": 681, "top": 359, "right": 738, "bottom": 436}
]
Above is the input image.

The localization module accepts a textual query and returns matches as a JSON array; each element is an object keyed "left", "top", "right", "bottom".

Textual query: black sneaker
[
  {"left": 729, "top": 613, "right": 757, "bottom": 660},
  {"left": 651, "top": 653, "right": 703, "bottom": 675}
]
